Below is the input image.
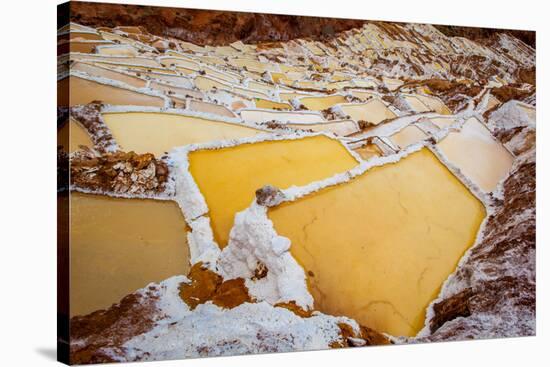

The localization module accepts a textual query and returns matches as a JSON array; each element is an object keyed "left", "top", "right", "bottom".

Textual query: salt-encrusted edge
[{"left": 169, "top": 132, "right": 362, "bottom": 271}]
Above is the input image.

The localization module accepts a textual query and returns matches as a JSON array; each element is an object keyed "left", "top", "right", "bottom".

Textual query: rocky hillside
[{"left": 69, "top": 2, "right": 535, "bottom": 48}]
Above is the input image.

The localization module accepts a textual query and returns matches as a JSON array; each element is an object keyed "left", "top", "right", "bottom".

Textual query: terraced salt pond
[
  {"left": 70, "top": 193, "right": 190, "bottom": 316},
  {"left": 268, "top": 148, "right": 486, "bottom": 336},
  {"left": 437, "top": 117, "right": 515, "bottom": 192},
  {"left": 340, "top": 99, "right": 397, "bottom": 124},
  {"left": 254, "top": 99, "right": 292, "bottom": 110},
  {"left": 299, "top": 95, "right": 347, "bottom": 110},
  {"left": 287, "top": 120, "right": 360, "bottom": 137},
  {"left": 188, "top": 135, "right": 359, "bottom": 246},
  {"left": 414, "top": 94, "right": 452, "bottom": 115},
  {"left": 68, "top": 76, "right": 165, "bottom": 107},
  {"left": 57, "top": 119, "right": 93, "bottom": 152},
  {"left": 430, "top": 116, "right": 457, "bottom": 129},
  {"left": 240, "top": 109, "right": 324, "bottom": 124},
  {"left": 353, "top": 142, "right": 383, "bottom": 160},
  {"left": 102, "top": 111, "right": 264, "bottom": 156},
  {"left": 390, "top": 125, "right": 428, "bottom": 149},
  {"left": 71, "top": 62, "right": 147, "bottom": 88}
]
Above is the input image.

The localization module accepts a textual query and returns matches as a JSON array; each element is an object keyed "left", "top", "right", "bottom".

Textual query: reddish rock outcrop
[
  {"left": 70, "top": 148, "right": 170, "bottom": 196},
  {"left": 420, "top": 132, "right": 535, "bottom": 341},
  {"left": 69, "top": 2, "right": 365, "bottom": 46}
]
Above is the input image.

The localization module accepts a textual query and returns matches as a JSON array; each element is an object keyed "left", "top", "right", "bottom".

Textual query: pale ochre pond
[
  {"left": 189, "top": 135, "right": 359, "bottom": 247},
  {"left": 268, "top": 148, "right": 486, "bottom": 337},
  {"left": 70, "top": 193, "right": 190, "bottom": 317},
  {"left": 102, "top": 111, "right": 264, "bottom": 156},
  {"left": 437, "top": 117, "right": 515, "bottom": 192}
]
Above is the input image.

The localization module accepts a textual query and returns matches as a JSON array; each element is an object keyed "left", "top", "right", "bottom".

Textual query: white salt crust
[{"left": 97, "top": 277, "right": 367, "bottom": 362}]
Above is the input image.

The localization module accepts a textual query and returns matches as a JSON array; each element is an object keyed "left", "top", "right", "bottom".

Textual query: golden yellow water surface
[
  {"left": 70, "top": 193, "right": 190, "bottom": 317},
  {"left": 299, "top": 95, "right": 347, "bottom": 111},
  {"left": 189, "top": 135, "right": 359, "bottom": 246},
  {"left": 69, "top": 76, "right": 165, "bottom": 107},
  {"left": 268, "top": 148, "right": 486, "bottom": 337},
  {"left": 102, "top": 112, "right": 264, "bottom": 156}
]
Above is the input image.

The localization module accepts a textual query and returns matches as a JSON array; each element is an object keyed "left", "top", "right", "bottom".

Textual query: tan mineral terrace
[
  {"left": 57, "top": 118, "right": 93, "bottom": 153},
  {"left": 70, "top": 193, "right": 190, "bottom": 317},
  {"left": 188, "top": 135, "right": 359, "bottom": 246},
  {"left": 268, "top": 148, "right": 486, "bottom": 337},
  {"left": 71, "top": 62, "right": 147, "bottom": 89},
  {"left": 254, "top": 98, "right": 292, "bottom": 110},
  {"left": 340, "top": 99, "right": 397, "bottom": 124},
  {"left": 240, "top": 109, "right": 324, "bottom": 124},
  {"left": 390, "top": 125, "right": 428, "bottom": 149},
  {"left": 430, "top": 117, "right": 457, "bottom": 129},
  {"left": 299, "top": 95, "right": 347, "bottom": 111},
  {"left": 404, "top": 95, "right": 431, "bottom": 113},
  {"left": 287, "top": 120, "right": 359, "bottom": 137},
  {"left": 68, "top": 76, "right": 165, "bottom": 107},
  {"left": 353, "top": 143, "right": 383, "bottom": 160},
  {"left": 437, "top": 117, "right": 515, "bottom": 192},
  {"left": 97, "top": 45, "right": 138, "bottom": 57},
  {"left": 414, "top": 94, "right": 452, "bottom": 115},
  {"left": 102, "top": 111, "right": 264, "bottom": 156}
]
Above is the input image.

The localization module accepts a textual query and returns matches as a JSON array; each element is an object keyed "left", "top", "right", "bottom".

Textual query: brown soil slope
[{"left": 69, "top": 2, "right": 535, "bottom": 48}]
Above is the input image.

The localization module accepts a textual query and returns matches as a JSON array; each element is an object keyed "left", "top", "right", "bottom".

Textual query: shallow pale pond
[{"left": 268, "top": 148, "right": 486, "bottom": 336}]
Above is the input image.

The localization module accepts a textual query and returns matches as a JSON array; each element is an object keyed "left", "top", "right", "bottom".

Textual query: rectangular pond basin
[
  {"left": 299, "top": 95, "right": 348, "bottom": 111},
  {"left": 254, "top": 99, "right": 292, "bottom": 110},
  {"left": 390, "top": 124, "right": 429, "bottom": 150},
  {"left": 69, "top": 31, "right": 104, "bottom": 41},
  {"left": 403, "top": 95, "right": 431, "bottom": 113},
  {"left": 96, "top": 44, "right": 138, "bottom": 57},
  {"left": 188, "top": 135, "right": 359, "bottom": 246},
  {"left": 149, "top": 81, "right": 198, "bottom": 98},
  {"left": 102, "top": 111, "right": 264, "bottom": 156},
  {"left": 382, "top": 77, "right": 404, "bottom": 91},
  {"left": 71, "top": 62, "right": 147, "bottom": 89},
  {"left": 352, "top": 142, "right": 383, "bottom": 160},
  {"left": 414, "top": 94, "right": 452, "bottom": 115},
  {"left": 436, "top": 117, "right": 515, "bottom": 192},
  {"left": 68, "top": 75, "right": 165, "bottom": 107},
  {"left": 430, "top": 117, "right": 457, "bottom": 130},
  {"left": 57, "top": 118, "right": 94, "bottom": 153},
  {"left": 287, "top": 120, "right": 360, "bottom": 137},
  {"left": 83, "top": 56, "right": 162, "bottom": 68},
  {"left": 279, "top": 92, "right": 317, "bottom": 102},
  {"left": 268, "top": 148, "right": 486, "bottom": 337},
  {"left": 70, "top": 192, "right": 190, "bottom": 317},
  {"left": 159, "top": 56, "right": 201, "bottom": 71},
  {"left": 194, "top": 75, "right": 232, "bottom": 93},
  {"left": 351, "top": 90, "right": 378, "bottom": 101},
  {"left": 240, "top": 109, "right": 325, "bottom": 124},
  {"left": 69, "top": 41, "right": 112, "bottom": 54},
  {"left": 187, "top": 100, "right": 237, "bottom": 118},
  {"left": 340, "top": 99, "right": 397, "bottom": 125}
]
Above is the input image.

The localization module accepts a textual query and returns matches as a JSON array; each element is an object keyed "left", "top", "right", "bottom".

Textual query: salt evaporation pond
[
  {"left": 70, "top": 193, "right": 190, "bottom": 316},
  {"left": 102, "top": 111, "right": 264, "bottom": 156},
  {"left": 268, "top": 148, "right": 486, "bottom": 336},
  {"left": 188, "top": 135, "right": 359, "bottom": 246},
  {"left": 437, "top": 117, "right": 515, "bottom": 192}
]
